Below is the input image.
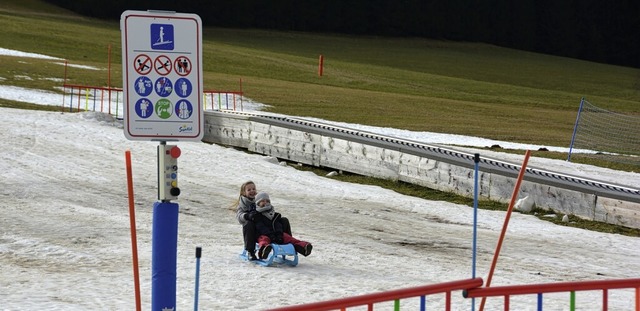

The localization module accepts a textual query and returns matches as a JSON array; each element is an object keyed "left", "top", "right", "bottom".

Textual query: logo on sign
[
  {"left": 179, "top": 124, "right": 194, "bottom": 133},
  {"left": 150, "top": 24, "right": 174, "bottom": 50}
]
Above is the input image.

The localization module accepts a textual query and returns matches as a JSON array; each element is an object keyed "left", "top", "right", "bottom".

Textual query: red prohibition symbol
[
  {"left": 174, "top": 56, "right": 192, "bottom": 76},
  {"left": 154, "top": 55, "right": 172, "bottom": 76},
  {"left": 134, "top": 54, "right": 152, "bottom": 75}
]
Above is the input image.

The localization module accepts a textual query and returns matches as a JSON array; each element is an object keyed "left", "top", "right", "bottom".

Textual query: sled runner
[{"left": 240, "top": 243, "right": 298, "bottom": 267}]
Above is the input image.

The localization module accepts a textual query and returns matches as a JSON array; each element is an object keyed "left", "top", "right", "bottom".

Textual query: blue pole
[
  {"left": 471, "top": 153, "right": 480, "bottom": 311},
  {"left": 537, "top": 293, "right": 543, "bottom": 311},
  {"left": 69, "top": 87, "right": 74, "bottom": 112},
  {"left": 152, "top": 201, "right": 179, "bottom": 311},
  {"left": 567, "top": 97, "right": 585, "bottom": 162},
  {"left": 194, "top": 247, "right": 202, "bottom": 311}
]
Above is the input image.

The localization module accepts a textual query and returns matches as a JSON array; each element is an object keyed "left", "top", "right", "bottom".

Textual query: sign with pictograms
[
  {"left": 121, "top": 10, "right": 203, "bottom": 141},
  {"left": 174, "top": 56, "right": 192, "bottom": 76},
  {"left": 134, "top": 54, "right": 152, "bottom": 75},
  {"left": 154, "top": 55, "right": 172, "bottom": 76}
]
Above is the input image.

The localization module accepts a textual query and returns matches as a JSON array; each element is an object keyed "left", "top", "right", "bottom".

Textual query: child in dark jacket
[
  {"left": 234, "top": 181, "right": 292, "bottom": 261},
  {"left": 253, "top": 192, "right": 313, "bottom": 260}
]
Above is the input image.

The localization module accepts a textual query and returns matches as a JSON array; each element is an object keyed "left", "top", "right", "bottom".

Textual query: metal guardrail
[{"left": 212, "top": 110, "right": 640, "bottom": 204}]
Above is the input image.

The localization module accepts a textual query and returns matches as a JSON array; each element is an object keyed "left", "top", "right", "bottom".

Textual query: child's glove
[{"left": 244, "top": 211, "right": 257, "bottom": 221}]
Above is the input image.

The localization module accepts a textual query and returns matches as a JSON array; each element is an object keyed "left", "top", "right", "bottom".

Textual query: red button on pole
[{"left": 170, "top": 146, "right": 181, "bottom": 158}]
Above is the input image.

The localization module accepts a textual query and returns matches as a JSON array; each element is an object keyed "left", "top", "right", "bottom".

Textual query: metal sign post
[{"left": 121, "top": 10, "right": 203, "bottom": 311}]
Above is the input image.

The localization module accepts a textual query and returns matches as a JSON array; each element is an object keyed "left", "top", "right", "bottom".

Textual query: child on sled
[
  {"left": 252, "top": 192, "right": 313, "bottom": 260},
  {"left": 235, "top": 181, "right": 291, "bottom": 260}
]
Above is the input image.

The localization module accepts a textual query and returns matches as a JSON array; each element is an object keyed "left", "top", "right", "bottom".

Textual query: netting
[{"left": 568, "top": 98, "right": 640, "bottom": 166}]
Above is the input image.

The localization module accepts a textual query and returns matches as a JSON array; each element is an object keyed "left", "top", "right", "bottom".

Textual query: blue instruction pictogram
[
  {"left": 150, "top": 24, "right": 174, "bottom": 50},
  {"left": 175, "top": 100, "right": 193, "bottom": 119},
  {"left": 134, "top": 76, "right": 153, "bottom": 97},
  {"left": 175, "top": 78, "right": 192, "bottom": 98},
  {"left": 135, "top": 98, "right": 153, "bottom": 119},
  {"left": 155, "top": 77, "right": 173, "bottom": 97}
]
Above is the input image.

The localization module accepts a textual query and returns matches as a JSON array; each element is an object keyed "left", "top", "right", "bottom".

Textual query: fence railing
[
  {"left": 61, "top": 85, "right": 243, "bottom": 118},
  {"left": 265, "top": 278, "right": 483, "bottom": 311},
  {"left": 202, "top": 90, "right": 243, "bottom": 111},
  {"left": 62, "top": 84, "right": 124, "bottom": 118},
  {"left": 464, "top": 277, "right": 640, "bottom": 311},
  {"left": 265, "top": 277, "right": 640, "bottom": 311}
]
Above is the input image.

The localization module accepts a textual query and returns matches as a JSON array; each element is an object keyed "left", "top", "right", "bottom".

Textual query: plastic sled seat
[{"left": 240, "top": 243, "right": 298, "bottom": 267}]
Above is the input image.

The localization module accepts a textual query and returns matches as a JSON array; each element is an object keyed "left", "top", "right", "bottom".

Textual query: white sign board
[{"left": 121, "top": 10, "right": 203, "bottom": 141}]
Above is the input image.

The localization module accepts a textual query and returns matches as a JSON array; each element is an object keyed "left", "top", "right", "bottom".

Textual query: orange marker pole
[
  {"left": 125, "top": 150, "right": 142, "bottom": 311},
  {"left": 318, "top": 54, "right": 324, "bottom": 77},
  {"left": 108, "top": 44, "right": 112, "bottom": 114},
  {"left": 479, "top": 150, "right": 531, "bottom": 311},
  {"left": 239, "top": 78, "right": 244, "bottom": 111},
  {"left": 62, "top": 61, "right": 68, "bottom": 112}
]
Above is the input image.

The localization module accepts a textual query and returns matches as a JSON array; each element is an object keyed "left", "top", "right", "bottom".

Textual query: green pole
[{"left": 570, "top": 291, "right": 576, "bottom": 310}]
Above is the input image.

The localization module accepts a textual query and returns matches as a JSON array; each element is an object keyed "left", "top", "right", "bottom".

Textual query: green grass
[
  {"left": 1, "top": 1, "right": 639, "bottom": 236},
  {"left": 0, "top": 98, "right": 68, "bottom": 111},
  {"left": 2, "top": 2, "right": 639, "bottom": 148}
]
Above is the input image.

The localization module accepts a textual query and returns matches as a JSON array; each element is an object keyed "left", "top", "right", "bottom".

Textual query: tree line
[{"left": 45, "top": 0, "right": 639, "bottom": 68}]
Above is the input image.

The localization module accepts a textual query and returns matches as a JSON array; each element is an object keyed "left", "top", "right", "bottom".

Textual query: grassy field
[
  {"left": 1, "top": 1, "right": 639, "bottom": 235},
  {"left": 2, "top": 1, "right": 639, "bottom": 147}
]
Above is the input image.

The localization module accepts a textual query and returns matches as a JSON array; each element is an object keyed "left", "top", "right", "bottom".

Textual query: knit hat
[
  {"left": 255, "top": 192, "right": 270, "bottom": 207},
  {"left": 255, "top": 192, "right": 276, "bottom": 219}
]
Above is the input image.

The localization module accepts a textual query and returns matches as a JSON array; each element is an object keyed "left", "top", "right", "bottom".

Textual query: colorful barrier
[
  {"left": 62, "top": 84, "right": 123, "bottom": 117},
  {"left": 266, "top": 278, "right": 483, "bottom": 311},
  {"left": 465, "top": 278, "right": 640, "bottom": 311},
  {"left": 62, "top": 84, "right": 244, "bottom": 117},
  {"left": 202, "top": 90, "right": 243, "bottom": 111},
  {"left": 265, "top": 277, "right": 640, "bottom": 311}
]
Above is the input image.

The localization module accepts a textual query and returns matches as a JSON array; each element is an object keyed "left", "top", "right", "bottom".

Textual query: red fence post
[{"left": 108, "top": 44, "right": 112, "bottom": 111}]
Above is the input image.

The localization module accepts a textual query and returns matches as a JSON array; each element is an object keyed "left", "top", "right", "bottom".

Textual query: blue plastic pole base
[{"left": 152, "top": 201, "right": 179, "bottom": 311}]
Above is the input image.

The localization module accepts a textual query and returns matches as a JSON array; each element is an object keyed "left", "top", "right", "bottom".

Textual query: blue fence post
[
  {"left": 567, "top": 97, "right": 585, "bottom": 162},
  {"left": 194, "top": 246, "right": 202, "bottom": 311},
  {"left": 68, "top": 87, "right": 74, "bottom": 112},
  {"left": 537, "top": 293, "right": 543, "bottom": 311},
  {"left": 93, "top": 88, "right": 97, "bottom": 112}
]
